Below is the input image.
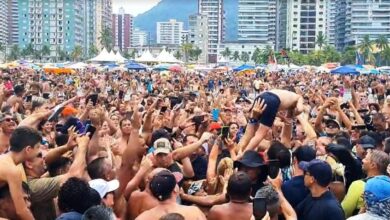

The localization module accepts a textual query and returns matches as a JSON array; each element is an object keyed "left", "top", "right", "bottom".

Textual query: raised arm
[
  {"left": 59, "top": 134, "right": 89, "bottom": 184},
  {"left": 171, "top": 132, "right": 212, "bottom": 161},
  {"left": 7, "top": 169, "right": 35, "bottom": 220}
]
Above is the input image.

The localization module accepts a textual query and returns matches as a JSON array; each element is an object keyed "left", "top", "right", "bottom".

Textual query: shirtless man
[
  {"left": 127, "top": 168, "right": 162, "bottom": 219},
  {"left": 0, "top": 113, "right": 17, "bottom": 153},
  {"left": 208, "top": 172, "right": 253, "bottom": 220},
  {"left": 245, "top": 89, "right": 304, "bottom": 151},
  {"left": 0, "top": 126, "right": 42, "bottom": 220},
  {"left": 6, "top": 85, "right": 25, "bottom": 113},
  {"left": 135, "top": 170, "right": 206, "bottom": 220}
]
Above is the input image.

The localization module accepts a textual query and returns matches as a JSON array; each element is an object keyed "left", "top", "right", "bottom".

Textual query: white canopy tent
[
  {"left": 68, "top": 62, "right": 88, "bottom": 69},
  {"left": 156, "top": 49, "right": 183, "bottom": 63},
  {"left": 114, "top": 51, "right": 126, "bottom": 63},
  {"left": 135, "top": 50, "right": 157, "bottom": 63},
  {"left": 90, "top": 48, "right": 117, "bottom": 62}
]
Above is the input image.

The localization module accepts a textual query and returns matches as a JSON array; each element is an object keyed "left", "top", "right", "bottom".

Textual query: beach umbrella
[{"left": 330, "top": 66, "right": 359, "bottom": 75}]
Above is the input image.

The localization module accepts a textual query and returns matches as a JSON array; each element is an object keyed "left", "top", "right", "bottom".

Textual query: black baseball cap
[
  {"left": 299, "top": 159, "right": 333, "bottom": 187},
  {"left": 357, "top": 135, "right": 376, "bottom": 149}
]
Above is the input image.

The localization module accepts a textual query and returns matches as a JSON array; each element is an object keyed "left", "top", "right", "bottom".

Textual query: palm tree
[
  {"left": 189, "top": 47, "right": 202, "bottom": 62},
  {"left": 375, "top": 35, "right": 389, "bottom": 66},
  {"left": 232, "top": 51, "right": 240, "bottom": 61},
  {"left": 381, "top": 47, "right": 390, "bottom": 66},
  {"left": 174, "top": 50, "right": 182, "bottom": 60},
  {"left": 41, "top": 45, "right": 51, "bottom": 61},
  {"left": 71, "top": 45, "right": 83, "bottom": 61},
  {"left": 240, "top": 52, "right": 249, "bottom": 63},
  {"left": 88, "top": 44, "right": 99, "bottom": 58},
  {"left": 220, "top": 47, "right": 231, "bottom": 59},
  {"left": 99, "top": 26, "right": 113, "bottom": 50},
  {"left": 315, "top": 32, "right": 327, "bottom": 50},
  {"left": 251, "top": 48, "right": 261, "bottom": 64},
  {"left": 181, "top": 43, "right": 193, "bottom": 62},
  {"left": 9, "top": 45, "right": 20, "bottom": 61},
  {"left": 358, "top": 35, "right": 373, "bottom": 64},
  {"left": 341, "top": 46, "right": 357, "bottom": 65}
]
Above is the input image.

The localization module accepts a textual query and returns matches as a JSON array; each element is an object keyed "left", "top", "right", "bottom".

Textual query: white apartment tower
[
  {"left": 198, "top": 0, "right": 224, "bottom": 63},
  {"left": 237, "top": 0, "right": 277, "bottom": 49},
  {"left": 286, "top": 0, "right": 327, "bottom": 54},
  {"left": 0, "top": 0, "right": 8, "bottom": 46},
  {"left": 156, "top": 19, "right": 184, "bottom": 45},
  {"left": 189, "top": 13, "right": 209, "bottom": 63},
  {"left": 344, "top": 0, "right": 390, "bottom": 46},
  {"left": 132, "top": 28, "right": 148, "bottom": 47}
]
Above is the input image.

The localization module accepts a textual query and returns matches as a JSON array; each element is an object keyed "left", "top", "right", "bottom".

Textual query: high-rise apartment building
[
  {"left": 198, "top": 0, "right": 224, "bottom": 63},
  {"left": 344, "top": 0, "right": 390, "bottom": 47},
  {"left": 276, "top": 0, "right": 288, "bottom": 50},
  {"left": 132, "top": 28, "right": 148, "bottom": 47},
  {"left": 94, "top": 0, "right": 112, "bottom": 49},
  {"left": 237, "top": 0, "right": 276, "bottom": 48},
  {"left": 18, "top": 0, "right": 85, "bottom": 57},
  {"left": 112, "top": 7, "right": 133, "bottom": 52},
  {"left": 7, "top": 0, "right": 19, "bottom": 45},
  {"left": 286, "top": 0, "right": 327, "bottom": 54},
  {"left": 189, "top": 13, "right": 209, "bottom": 63},
  {"left": 335, "top": 0, "right": 347, "bottom": 50},
  {"left": 0, "top": 1, "right": 8, "bottom": 46},
  {"left": 156, "top": 19, "right": 184, "bottom": 45},
  {"left": 326, "top": 0, "right": 337, "bottom": 47}
]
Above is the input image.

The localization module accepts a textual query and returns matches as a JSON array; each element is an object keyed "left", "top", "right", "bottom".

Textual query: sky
[{"left": 112, "top": 0, "right": 162, "bottom": 16}]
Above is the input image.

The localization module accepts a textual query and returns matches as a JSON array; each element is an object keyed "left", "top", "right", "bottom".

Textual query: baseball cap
[
  {"left": 153, "top": 138, "right": 172, "bottom": 154},
  {"left": 88, "top": 179, "right": 120, "bottom": 199},
  {"left": 234, "top": 150, "right": 266, "bottom": 168},
  {"left": 62, "top": 106, "right": 78, "bottom": 117},
  {"left": 364, "top": 175, "right": 390, "bottom": 218},
  {"left": 149, "top": 170, "right": 178, "bottom": 201},
  {"left": 325, "top": 119, "right": 340, "bottom": 129},
  {"left": 357, "top": 135, "right": 376, "bottom": 149},
  {"left": 299, "top": 159, "right": 332, "bottom": 187},
  {"left": 209, "top": 122, "right": 221, "bottom": 131},
  {"left": 292, "top": 146, "right": 316, "bottom": 162}
]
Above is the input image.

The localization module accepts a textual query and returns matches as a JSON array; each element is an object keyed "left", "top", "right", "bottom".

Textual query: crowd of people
[{"left": 0, "top": 67, "right": 390, "bottom": 220}]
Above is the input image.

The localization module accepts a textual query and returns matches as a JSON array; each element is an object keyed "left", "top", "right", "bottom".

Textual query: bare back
[
  {"left": 128, "top": 190, "right": 158, "bottom": 220},
  {"left": 269, "top": 89, "right": 301, "bottom": 110},
  {"left": 0, "top": 154, "right": 17, "bottom": 187},
  {"left": 136, "top": 203, "right": 206, "bottom": 220},
  {"left": 208, "top": 203, "right": 252, "bottom": 220}
]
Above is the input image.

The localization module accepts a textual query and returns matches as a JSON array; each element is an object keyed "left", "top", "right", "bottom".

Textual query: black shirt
[
  {"left": 282, "top": 175, "right": 310, "bottom": 209},
  {"left": 296, "top": 190, "right": 344, "bottom": 220},
  {"left": 191, "top": 155, "right": 208, "bottom": 181}
]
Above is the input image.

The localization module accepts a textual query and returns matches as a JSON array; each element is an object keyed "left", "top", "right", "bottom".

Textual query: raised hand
[{"left": 250, "top": 98, "right": 267, "bottom": 119}]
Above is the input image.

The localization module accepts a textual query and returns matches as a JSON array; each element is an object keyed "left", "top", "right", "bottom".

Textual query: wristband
[{"left": 248, "top": 118, "right": 259, "bottom": 124}]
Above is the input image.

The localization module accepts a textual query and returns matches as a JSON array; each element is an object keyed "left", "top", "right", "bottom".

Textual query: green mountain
[{"left": 133, "top": 0, "right": 238, "bottom": 43}]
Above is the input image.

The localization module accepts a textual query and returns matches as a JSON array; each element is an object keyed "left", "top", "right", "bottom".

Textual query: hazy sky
[{"left": 112, "top": 0, "right": 162, "bottom": 16}]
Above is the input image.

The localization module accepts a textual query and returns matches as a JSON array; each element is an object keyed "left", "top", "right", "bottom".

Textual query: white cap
[{"left": 89, "top": 179, "right": 120, "bottom": 198}]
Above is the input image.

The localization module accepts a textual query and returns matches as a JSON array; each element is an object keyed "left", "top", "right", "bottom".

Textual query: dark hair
[
  {"left": 119, "top": 117, "right": 131, "bottom": 128},
  {"left": 183, "top": 134, "right": 199, "bottom": 144},
  {"left": 159, "top": 213, "right": 185, "bottom": 220},
  {"left": 0, "top": 182, "right": 30, "bottom": 200},
  {"left": 82, "top": 205, "right": 114, "bottom": 220},
  {"left": 267, "top": 141, "right": 291, "bottom": 168},
  {"left": 151, "top": 128, "right": 171, "bottom": 145},
  {"left": 9, "top": 127, "right": 42, "bottom": 152},
  {"left": 255, "top": 185, "right": 280, "bottom": 218},
  {"left": 384, "top": 138, "right": 390, "bottom": 154},
  {"left": 58, "top": 177, "right": 99, "bottom": 214},
  {"left": 227, "top": 172, "right": 251, "bottom": 201},
  {"left": 14, "top": 85, "right": 25, "bottom": 95},
  {"left": 47, "top": 157, "right": 72, "bottom": 177},
  {"left": 87, "top": 157, "right": 107, "bottom": 179},
  {"left": 55, "top": 133, "right": 69, "bottom": 146}
]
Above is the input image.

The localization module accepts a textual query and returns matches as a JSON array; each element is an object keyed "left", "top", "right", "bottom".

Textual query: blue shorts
[{"left": 252, "top": 92, "right": 281, "bottom": 127}]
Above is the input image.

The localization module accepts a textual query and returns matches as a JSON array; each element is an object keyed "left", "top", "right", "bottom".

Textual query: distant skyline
[{"left": 112, "top": 0, "right": 161, "bottom": 16}]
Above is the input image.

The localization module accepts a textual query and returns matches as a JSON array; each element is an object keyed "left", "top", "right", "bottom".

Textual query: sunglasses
[{"left": 1, "top": 117, "right": 16, "bottom": 123}]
